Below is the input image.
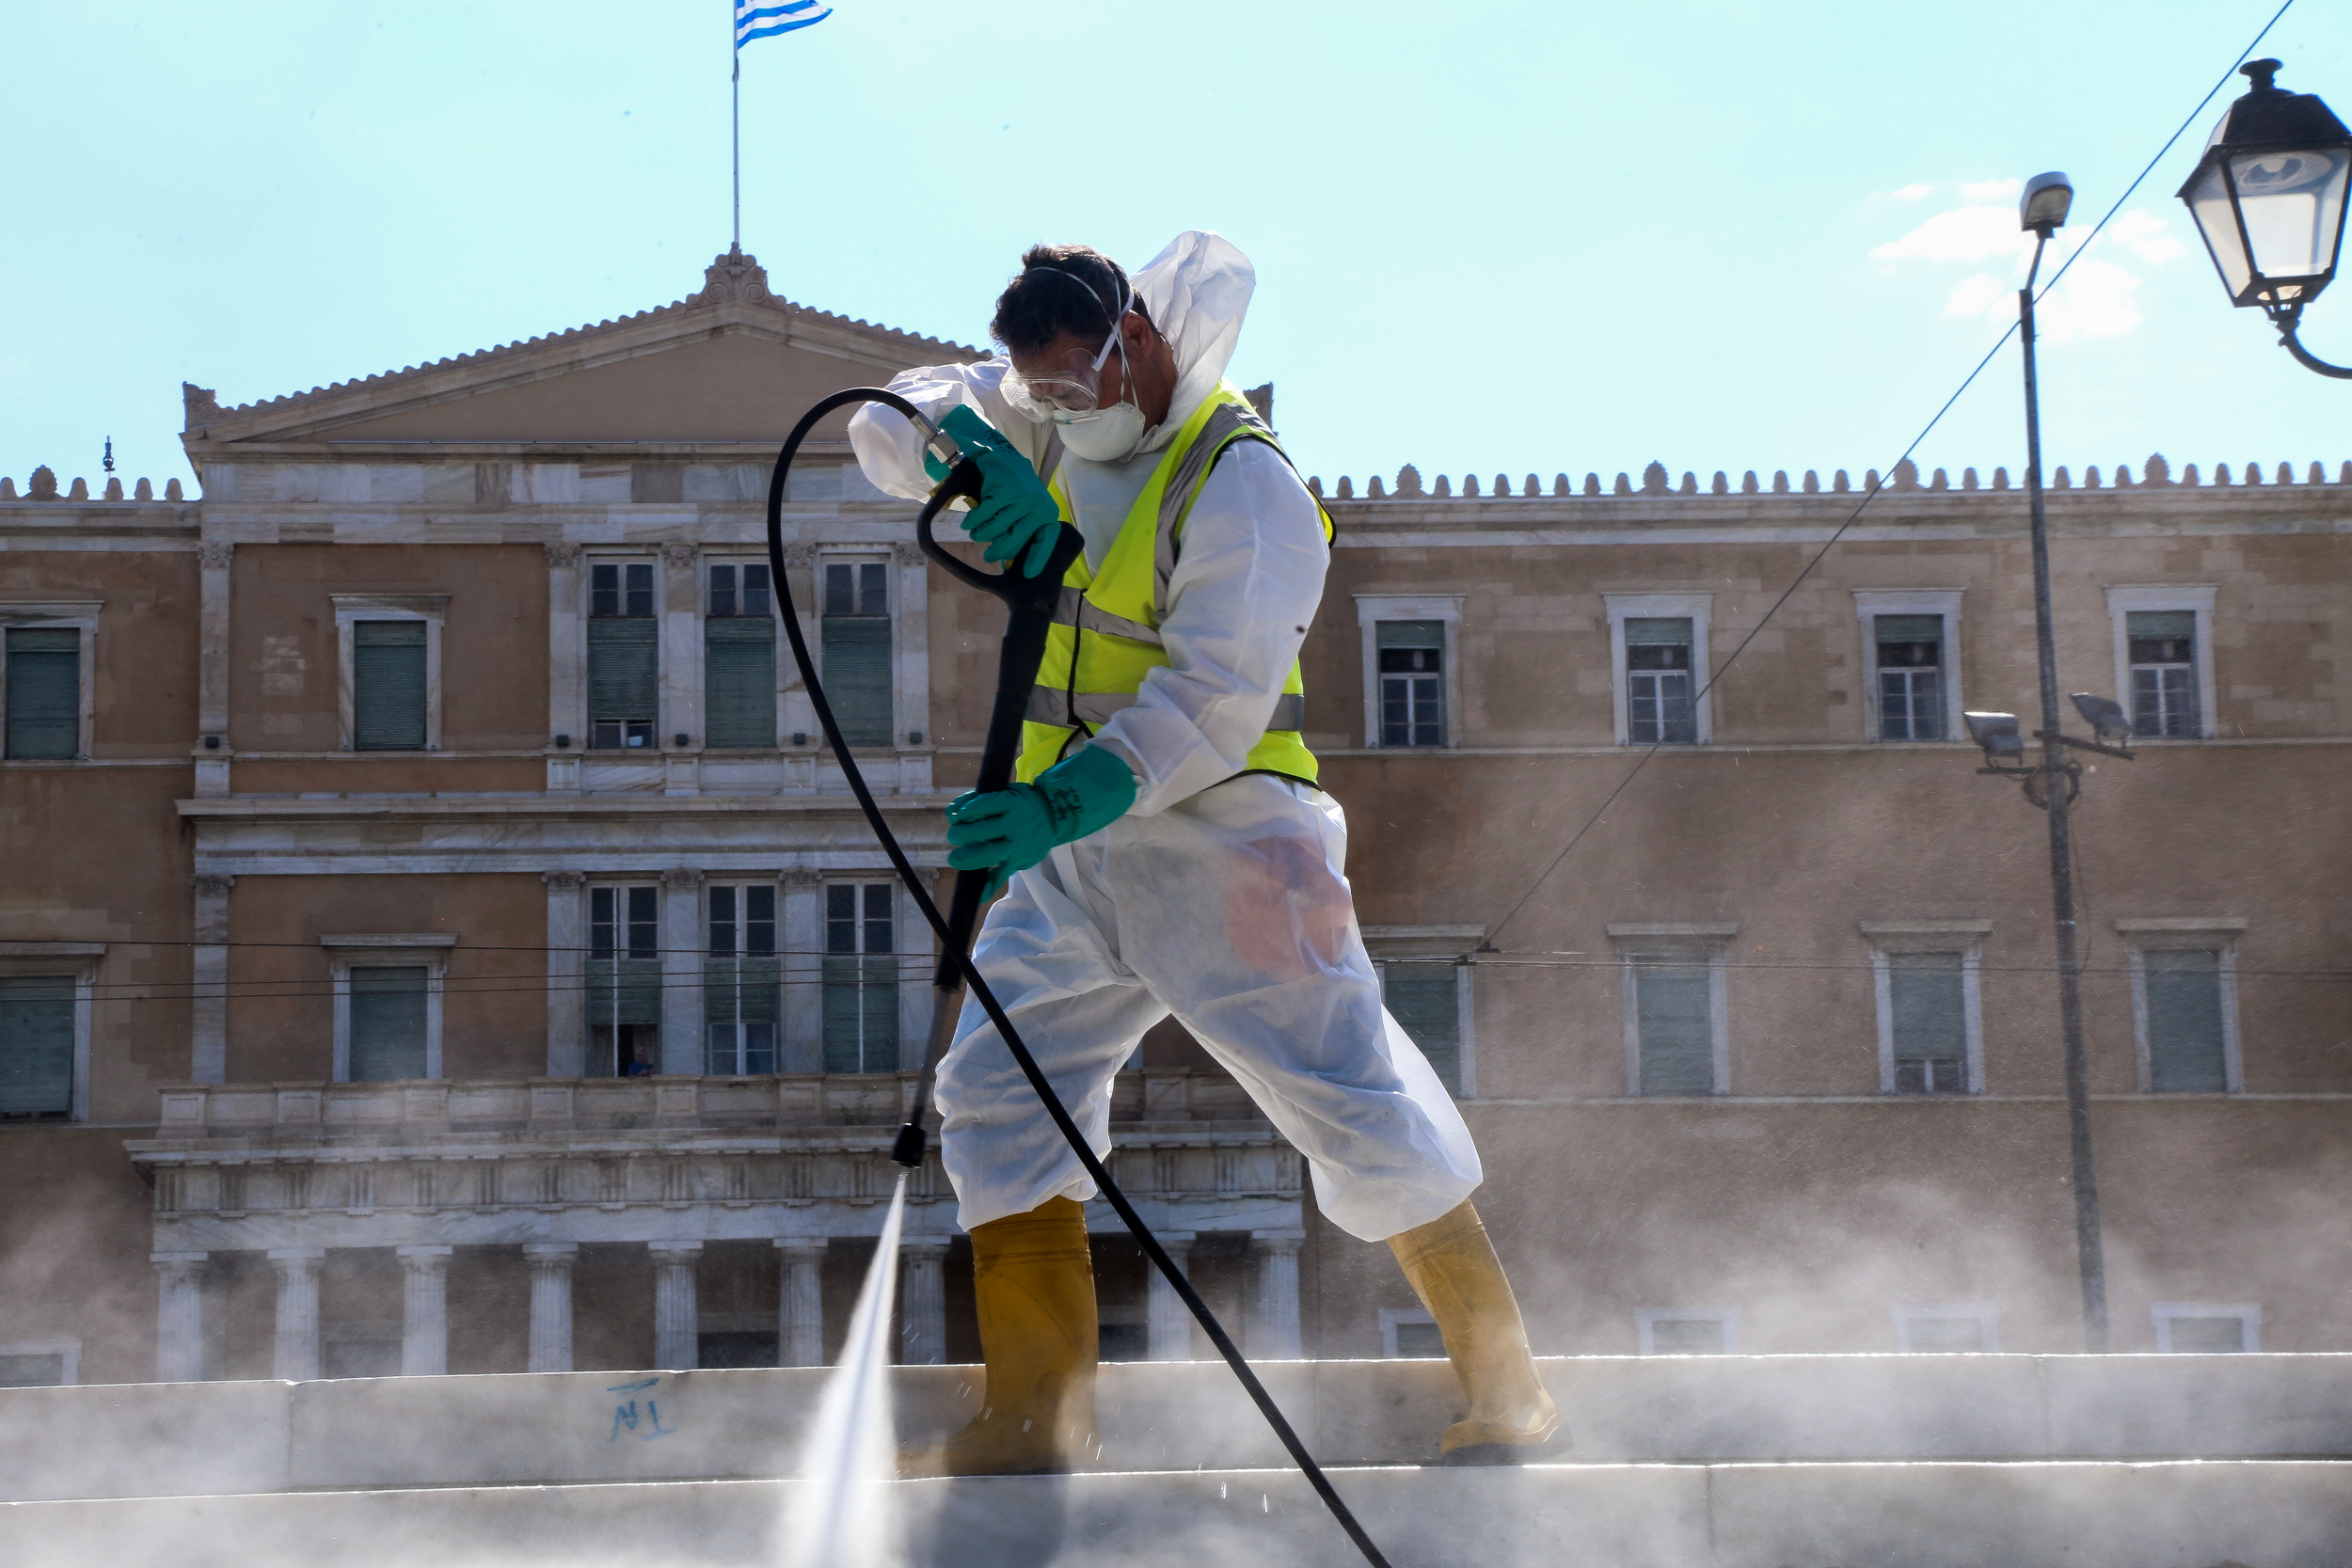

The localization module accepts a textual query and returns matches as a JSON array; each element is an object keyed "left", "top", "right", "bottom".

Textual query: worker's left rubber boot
[
  {"left": 899, "top": 1196, "right": 1098, "bottom": 1479},
  {"left": 1389, "top": 1199, "right": 1565, "bottom": 1465}
]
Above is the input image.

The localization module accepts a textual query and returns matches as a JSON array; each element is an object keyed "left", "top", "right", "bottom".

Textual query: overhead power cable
[{"left": 1477, "top": 0, "right": 2300, "bottom": 956}]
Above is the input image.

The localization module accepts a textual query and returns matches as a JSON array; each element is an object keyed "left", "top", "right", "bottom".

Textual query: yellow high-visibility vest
[{"left": 1016, "top": 383, "right": 1332, "bottom": 787}]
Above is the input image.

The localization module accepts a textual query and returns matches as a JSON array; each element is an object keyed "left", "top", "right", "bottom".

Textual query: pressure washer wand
[{"left": 764, "top": 390, "right": 1394, "bottom": 1568}]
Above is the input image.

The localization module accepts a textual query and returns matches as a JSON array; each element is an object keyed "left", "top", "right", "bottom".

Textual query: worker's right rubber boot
[
  {"left": 1389, "top": 1199, "right": 1565, "bottom": 1465},
  {"left": 898, "top": 1196, "right": 1098, "bottom": 1479}
]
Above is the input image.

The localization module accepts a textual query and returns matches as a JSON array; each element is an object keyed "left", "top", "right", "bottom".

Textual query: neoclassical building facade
[{"left": 2, "top": 248, "right": 2347, "bottom": 1388}]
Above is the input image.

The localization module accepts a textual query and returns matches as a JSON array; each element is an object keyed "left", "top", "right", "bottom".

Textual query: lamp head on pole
[
  {"left": 2178, "top": 59, "right": 2352, "bottom": 316},
  {"left": 2021, "top": 171, "right": 2074, "bottom": 235}
]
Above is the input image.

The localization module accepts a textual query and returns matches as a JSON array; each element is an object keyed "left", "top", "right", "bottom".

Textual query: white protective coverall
[{"left": 847, "top": 231, "right": 1481, "bottom": 1243}]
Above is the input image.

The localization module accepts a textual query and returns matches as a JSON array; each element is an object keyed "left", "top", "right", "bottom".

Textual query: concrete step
[
  {"left": 6, "top": 1353, "right": 2350, "bottom": 1504},
  {"left": 4, "top": 1461, "right": 2349, "bottom": 1568}
]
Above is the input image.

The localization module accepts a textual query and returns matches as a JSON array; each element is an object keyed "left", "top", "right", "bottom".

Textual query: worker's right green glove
[{"left": 923, "top": 405, "right": 1063, "bottom": 578}]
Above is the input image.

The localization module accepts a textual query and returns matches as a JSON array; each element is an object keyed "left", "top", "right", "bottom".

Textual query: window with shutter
[
  {"left": 1381, "top": 960, "right": 1463, "bottom": 1094},
  {"left": 1375, "top": 621, "right": 1445, "bottom": 747},
  {"left": 1624, "top": 618, "right": 1696, "bottom": 744},
  {"left": 590, "top": 885, "right": 662, "bottom": 1075},
  {"left": 352, "top": 621, "right": 428, "bottom": 751},
  {"left": 1888, "top": 952, "right": 1968, "bottom": 1093},
  {"left": 1873, "top": 614, "right": 1946, "bottom": 741},
  {"left": 822, "top": 562, "right": 893, "bottom": 747},
  {"left": 822, "top": 882, "right": 898, "bottom": 1072},
  {"left": 0, "top": 975, "right": 74, "bottom": 1117},
  {"left": 705, "top": 619, "right": 777, "bottom": 749},
  {"left": 5, "top": 628, "right": 79, "bottom": 759},
  {"left": 588, "top": 620, "right": 659, "bottom": 750},
  {"left": 706, "top": 883, "right": 779, "bottom": 1075},
  {"left": 2127, "top": 610, "right": 2201, "bottom": 737},
  {"left": 2144, "top": 948, "right": 2228, "bottom": 1092},
  {"left": 1632, "top": 957, "right": 1715, "bottom": 1095},
  {"left": 348, "top": 966, "right": 429, "bottom": 1082}
]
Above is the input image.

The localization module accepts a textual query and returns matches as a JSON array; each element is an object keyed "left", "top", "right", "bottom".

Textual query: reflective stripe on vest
[{"left": 1017, "top": 384, "right": 1331, "bottom": 787}]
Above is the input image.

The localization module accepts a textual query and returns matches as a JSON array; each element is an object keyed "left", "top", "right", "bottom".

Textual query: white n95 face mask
[{"left": 1056, "top": 397, "right": 1148, "bottom": 461}]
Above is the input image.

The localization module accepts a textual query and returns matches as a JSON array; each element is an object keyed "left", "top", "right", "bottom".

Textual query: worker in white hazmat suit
[{"left": 848, "top": 231, "right": 1560, "bottom": 1476}]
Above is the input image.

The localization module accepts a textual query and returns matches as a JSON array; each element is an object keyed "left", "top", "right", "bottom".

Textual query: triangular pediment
[{"left": 182, "top": 248, "right": 979, "bottom": 451}]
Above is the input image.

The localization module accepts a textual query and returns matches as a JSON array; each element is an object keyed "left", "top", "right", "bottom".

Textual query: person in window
[
  {"left": 849, "top": 233, "right": 1558, "bottom": 1477},
  {"left": 622, "top": 1040, "right": 655, "bottom": 1078}
]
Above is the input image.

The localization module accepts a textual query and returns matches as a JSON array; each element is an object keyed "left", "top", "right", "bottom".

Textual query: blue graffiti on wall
[{"left": 607, "top": 1376, "right": 677, "bottom": 1442}]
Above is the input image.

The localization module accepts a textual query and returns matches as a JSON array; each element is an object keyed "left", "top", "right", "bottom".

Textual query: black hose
[{"left": 764, "top": 389, "right": 1394, "bottom": 1568}]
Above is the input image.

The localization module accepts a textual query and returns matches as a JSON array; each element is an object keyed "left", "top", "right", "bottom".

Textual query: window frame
[
  {"left": 1851, "top": 590, "right": 1965, "bottom": 744},
  {"left": 1354, "top": 594, "right": 1464, "bottom": 749},
  {"left": 820, "top": 878, "right": 906, "bottom": 1073},
  {"left": 585, "top": 881, "right": 664, "bottom": 1076},
  {"left": 0, "top": 942, "right": 101, "bottom": 1121},
  {"left": 1635, "top": 1307, "right": 1738, "bottom": 1354},
  {"left": 331, "top": 594, "right": 447, "bottom": 753},
  {"left": 2118, "top": 917, "right": 2245, "bottom": 1094},
  {"left": 2105, "top": 585, "right": 2217, "bottom": 741},
  {"left": 1610, "top": 923, "right": 1735, "bottom": 1097},
  {"left": 1364, "top": 924, "right": 1482, "bottom": 1098},
  {"left": 581, "top": 555, "right": 662, "bottom": 753},
  {"left": 1378, "top": 1307, "right": 1442, "bottom": 1358},
  {"left": 703, "top": 560, "right": 782, "bottom": 752},
  {"left": 2152, "top": 1301, "right": 2261, "bottom": 1353},
  {"left": 1861, "top": 920, "right": 1991, "bottom": 1095},
  {"left": 817, "top": 551, "right": 900, "bottom": 751},
  {"left": 0, "top": 603, "right": 100, "bottom": 762},
  {"left": 0, "top": 1338, "right": 81, "bottom": 1387},
  {"left": 703, "top": 879, "right": 782, "bottom": 1076},
  {"left": 1892, "top": 1303, "right": 2001, "bottom": 1353},
  {"left": 323, "top": 935, "right": 453, "bottom": 1083},
  {"left": 1604, "top": 594, "right": 1712, "bottom": 747}
]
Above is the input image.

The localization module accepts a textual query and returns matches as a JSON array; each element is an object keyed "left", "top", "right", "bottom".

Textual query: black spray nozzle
[{"left": 889, "top": 1120, "right": 926, "bottom": 1169}]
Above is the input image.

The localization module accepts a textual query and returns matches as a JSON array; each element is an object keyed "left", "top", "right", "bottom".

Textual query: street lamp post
[
  {"left": 1958, "top": 171, "right": 2139, "bottom": 1354},
  {"left": 2180, "top": 59, "right": 2352, "bottom": 377}
]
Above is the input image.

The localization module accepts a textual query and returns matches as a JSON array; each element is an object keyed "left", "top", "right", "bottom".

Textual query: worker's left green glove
[{"left": 945, "top": 745, "right": 1138, "bottom": 898}]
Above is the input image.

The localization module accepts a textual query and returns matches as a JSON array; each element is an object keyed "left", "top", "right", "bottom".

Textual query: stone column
[
  {"left": 524, "top": 1243, "right": 579, "bottom": 1373},
  {"left": 649, "top": 1242, "right": 703, "bottom": 1370},
  {"left": 775, "top": 1239, "right": 827, "bottom": 1367},
  {"left": 1248, "top": 1232, "right": 1305, "bottom": 1360},
  {"left": 543, "top": 871, "right": 586, "bottom": 1077},
  {"left": 152, "top": 1251, "right": 208, "bottom": 1383},
  {"left": 779, "top": 871, "right": 824, "bottom": 1073},
  {"left": 269, "top": 1248, "right": 326, "bottom": 1382},
  {"left": 777, "top": 544, "right": 817, "bottom": 749},
  {"left": 196, "top": 540, "right": 233, "bottom": 796},
  {"left": 1145, "top": 1233, "right": 1198, "bottom": 1361},
  {"left": 398, "top": 1245, "right": 453, "bottom": 1377},
  {"left": 545, "top": 543, "right": 583, "bottom": 794},
  {"left": 899, "top": 1240, "right": 949, "bottom": 1366},
  {"left": 190, "top": 874, "right": 234, "bottom": 1084},
  {"left": 659, "top": 867, "right": 705, "bottom": 1077},
  {"left": 660, "top": 542, "right": 702, "bottom": 796}
]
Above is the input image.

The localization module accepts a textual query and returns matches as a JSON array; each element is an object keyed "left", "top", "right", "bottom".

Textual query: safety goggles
[{"left": 1000, "top": 271, "right": 1131, "bottom": 420}]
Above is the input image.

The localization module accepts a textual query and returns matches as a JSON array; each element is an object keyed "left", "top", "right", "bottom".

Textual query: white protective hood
[{"left": 1128, "top": 230, "right": 1255, "bottom": 453}]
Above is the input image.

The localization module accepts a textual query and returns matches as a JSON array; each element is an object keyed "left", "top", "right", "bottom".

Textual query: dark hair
[{"left": 988, "top": 244, "right": 1152, "bottom": 356}]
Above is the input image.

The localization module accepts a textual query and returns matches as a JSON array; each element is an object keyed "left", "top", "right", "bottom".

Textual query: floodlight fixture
[
  {"left": 1963, "top": 710, "right": 2025, "bottom": 761},
  {"left": 2070, "top": 692, "right": 2131, "bottom": 744},
  {"left": 2021, "top": 171, "right": 2074, "bottom": 233}
]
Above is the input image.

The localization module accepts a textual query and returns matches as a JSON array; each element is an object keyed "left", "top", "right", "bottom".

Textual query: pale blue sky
[{"left": 4, "top": 1, "right": 2346, "bottom": 498}]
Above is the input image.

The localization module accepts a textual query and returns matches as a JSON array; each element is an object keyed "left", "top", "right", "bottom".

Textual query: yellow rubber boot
[
  {"left": 1389, "top": 1200, "right": 1565, "bottom": 1463},
  {"left": 899, "top": 1196, "right": 1098, "bottom": 1478}
]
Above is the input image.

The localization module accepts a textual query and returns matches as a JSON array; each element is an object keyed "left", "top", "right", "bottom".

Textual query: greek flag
[{"left": 736, "top": 0, "right": 831, "bottom": 47}]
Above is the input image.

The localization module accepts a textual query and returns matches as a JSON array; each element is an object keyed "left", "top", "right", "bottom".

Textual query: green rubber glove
[
  {"left": 922, "top": 405, "right": 1063, "bottom": 578},
  {"left": 945, "top": 745, "right": 1139, "bottom": 897}
]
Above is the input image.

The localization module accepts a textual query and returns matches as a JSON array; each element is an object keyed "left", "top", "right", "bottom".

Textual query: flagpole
[{"left": 730, "top": 1, "right": 740, "bottom": 251}]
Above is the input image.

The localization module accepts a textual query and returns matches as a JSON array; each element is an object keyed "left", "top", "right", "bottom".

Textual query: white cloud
[
  {"left": 1960, "top": 178, "right": 2022, "bottom": 201},
  {"left": 1890, "top": 182, "right": 1933, "bottom": 201},
  {"left": 2105, "top": 209, "right": 2184, "bottom": 265},
  {"left": 1870, "top": 205, "right": 2032, "bottom": 264},
  {"left": 2039, "top": 257, "right": 2145, "bottom": 341},
  {"left": 1944, "top": 273, "right": 2010, "bottom": 320}
]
